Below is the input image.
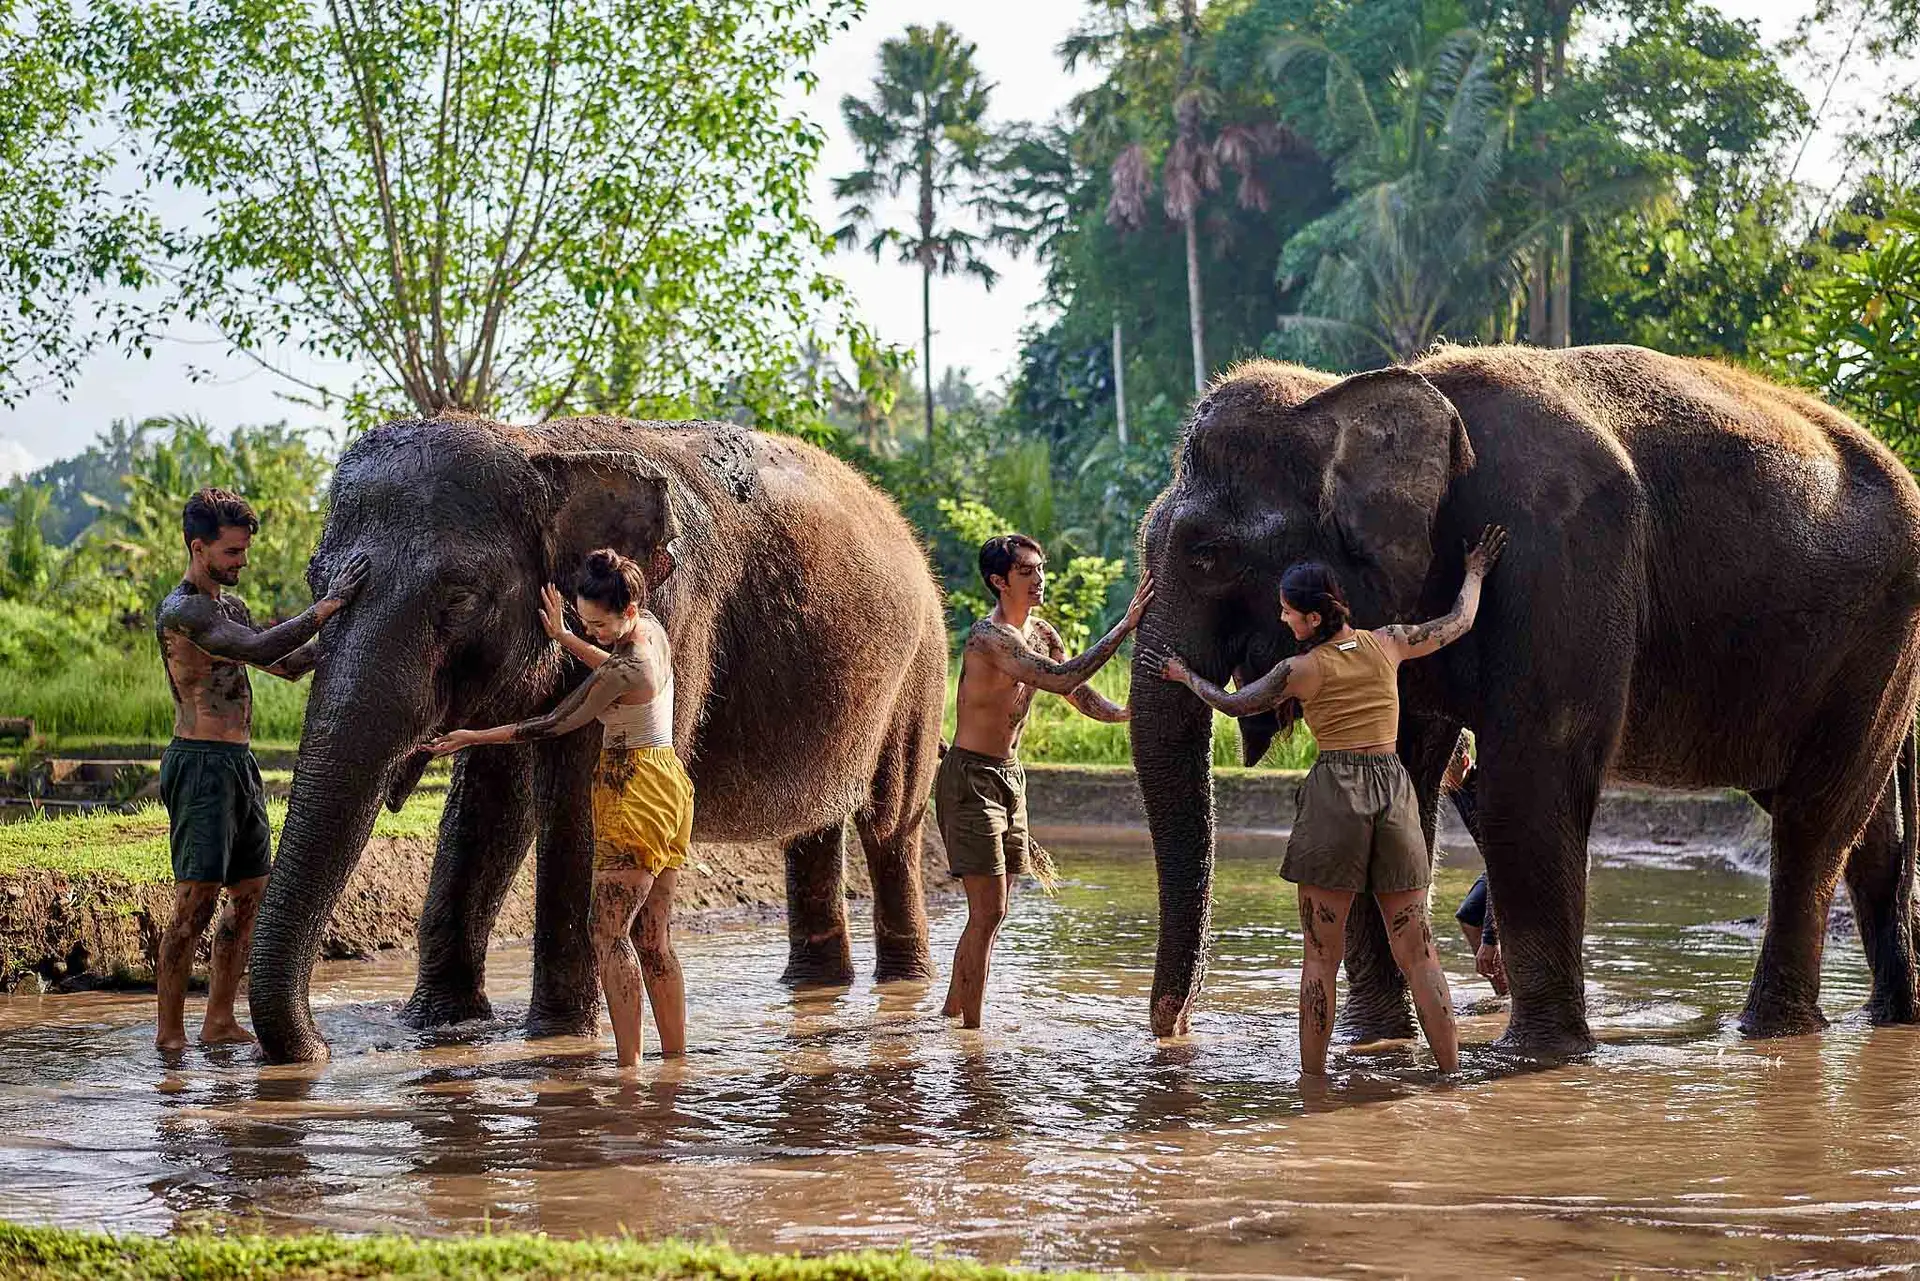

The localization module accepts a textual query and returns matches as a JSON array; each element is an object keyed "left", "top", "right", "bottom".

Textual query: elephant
[
  {"left": 248, "top": 414, "right": 948, "bottom": 1063},
  {"left": 1129, "top": 344, "right": 1920, "bottom": 1055}
]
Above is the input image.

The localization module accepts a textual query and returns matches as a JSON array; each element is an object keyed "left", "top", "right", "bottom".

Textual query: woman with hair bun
[
  {"left": 1148, "top": 526, "right": 1508, "bottom": 1081},
  {"left": 428, "top": 547, "right": 692, "bottom": 1069}
]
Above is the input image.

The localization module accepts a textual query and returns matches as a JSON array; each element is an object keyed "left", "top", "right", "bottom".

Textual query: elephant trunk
[
  {"left": 251, "top": 635, "right": 429, "bottom": 1063},
  {"left": 1130, "top": 634, "right": 1218, "bottom": 1038}
]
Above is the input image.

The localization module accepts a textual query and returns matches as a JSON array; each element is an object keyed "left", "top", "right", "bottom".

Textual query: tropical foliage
[{"left": 9, "top": 0, "right": 1920, "bottom": 762}]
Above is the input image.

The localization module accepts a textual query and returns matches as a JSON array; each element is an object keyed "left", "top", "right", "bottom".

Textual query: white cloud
[{"left": 0, "top": 437, "right": 36, "bottom": 483}]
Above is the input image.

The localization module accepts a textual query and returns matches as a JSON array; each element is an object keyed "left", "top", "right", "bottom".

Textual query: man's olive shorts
[
  {"left": 160, "top": 739, "right": 273, "bottom": 886},
  {"left": 1281, "top": 750, "right": 1431, "bottom": 893},
  {"left": 936, "top": 746, "right": 1031, "bottom": 879}
]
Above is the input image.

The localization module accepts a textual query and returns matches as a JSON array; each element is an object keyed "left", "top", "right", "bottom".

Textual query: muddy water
[{"left": 1, "top": 842, "right": 1917, "bottom": 1278}]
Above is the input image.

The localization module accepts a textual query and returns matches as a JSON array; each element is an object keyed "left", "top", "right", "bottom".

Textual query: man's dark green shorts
[{"left": 159, "top": 739, "right": 272, "bottom": 886}]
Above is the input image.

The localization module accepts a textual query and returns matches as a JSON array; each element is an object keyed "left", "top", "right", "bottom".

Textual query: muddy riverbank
[{"left": 0, "top": 763, "right": 1771, "bottom": 991}]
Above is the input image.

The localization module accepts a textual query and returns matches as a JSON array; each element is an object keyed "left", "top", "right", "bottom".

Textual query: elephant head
[
  {"left": 249, "top": 417, "right": 681, "bottom": 1063},
  {"left": 1130, "top": 363, "right": 1474, "bottom": 1036}
]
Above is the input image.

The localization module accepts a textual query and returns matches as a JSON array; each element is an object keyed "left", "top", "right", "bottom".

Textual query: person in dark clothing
[{"left": 1442, "top": 735, "right": 1508, "bottom": 997}]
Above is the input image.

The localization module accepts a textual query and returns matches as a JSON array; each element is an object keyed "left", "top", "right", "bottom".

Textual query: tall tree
[
  {"left": 81, "top": 0, "right": 857, "bottom": 428},
  {"left": 0, "top": 0, "right": 160, "bottom": 405},
  {"left": 1270, "top": 26, "right": 1527, "bottom": 361},
  {"left": 1087, "top": 0, "right": 1292, "bottom": 395},
  {"left": 833, "top": 22, "right": 1002, "bottom": 462}
]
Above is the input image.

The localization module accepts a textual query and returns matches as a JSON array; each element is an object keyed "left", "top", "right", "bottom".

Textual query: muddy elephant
[
  {"left": 1130, "top": 345, "right": 1920, "bottom": 1055},
  {"left": 248, "top": 415, "right": 947, "bottom": 1063}
]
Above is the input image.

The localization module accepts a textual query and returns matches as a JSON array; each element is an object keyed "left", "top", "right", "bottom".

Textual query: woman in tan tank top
[{"left": 1150, "top": 526, "right": 1507, "bottom": 1080}]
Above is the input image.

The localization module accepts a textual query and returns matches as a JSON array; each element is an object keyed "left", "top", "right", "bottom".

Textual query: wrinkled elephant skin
[
  {"left": 251, "top": 418, "right": 946, "bottom": 1063},
  {"left": 1131, "top": 346, "right": 1920, "bottom": 1056}
]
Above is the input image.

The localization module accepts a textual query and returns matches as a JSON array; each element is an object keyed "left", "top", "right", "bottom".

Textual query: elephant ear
[
  {"left": 1303, "top": 367, "right": 1475, "bottom": 616},
  {"left": 532, "top": 449, "right": 680, "bottom": 595}
]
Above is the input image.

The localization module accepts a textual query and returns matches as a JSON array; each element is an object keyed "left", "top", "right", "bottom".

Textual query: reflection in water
[{"left": 1, "top": 845, "right": 1917, "bottom": 1276}]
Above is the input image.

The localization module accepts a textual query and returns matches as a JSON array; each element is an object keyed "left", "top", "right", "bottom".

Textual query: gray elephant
[
  {"left": 248, "top": 415, "right": 947, "bottom": 1063},
  {"left": 1129, "top": 345, "right": 1920, "bottom": 1055}
]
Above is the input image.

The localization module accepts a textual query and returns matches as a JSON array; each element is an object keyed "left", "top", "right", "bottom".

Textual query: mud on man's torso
[
  {"left": 157, "top": 584, "right": 254, "bottom": 744},
  {"left": 954, "top": 616, "right": 1056, "bottom": 759}
]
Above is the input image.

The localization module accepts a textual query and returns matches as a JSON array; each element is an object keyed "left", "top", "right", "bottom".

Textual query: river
[{"left": 0, "top": 839, "right": 1915, "bottom": 1277}]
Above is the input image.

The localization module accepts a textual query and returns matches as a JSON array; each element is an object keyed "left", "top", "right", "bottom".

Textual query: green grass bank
[{"left": 0, "top": 1223, "right": 1084, "bottom": 1281}]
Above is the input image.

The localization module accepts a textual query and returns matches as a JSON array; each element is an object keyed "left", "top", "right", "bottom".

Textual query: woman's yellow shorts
[{"left": 591, "top": 746, "right": 694, "bottom": 875}]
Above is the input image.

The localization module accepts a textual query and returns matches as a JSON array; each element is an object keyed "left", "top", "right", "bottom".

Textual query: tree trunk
[
  {"left": 1553, "top": 223, "right": 1572, "bottom": 348},
  {"left": 1113, "top": 317, "right": 1129, "bottom": 446},
  {"left": 1551, "top": 18, "right": 1572, "bottom": 348},
  {"left": 1528, "top": 39, "right": 1549, "bottom": 346},
  {"left": 1184, "top": 214, "right": 1206, "bottom": 395},
  {"left": 922, "top": 261, "right": 935, "bottom": 465}
]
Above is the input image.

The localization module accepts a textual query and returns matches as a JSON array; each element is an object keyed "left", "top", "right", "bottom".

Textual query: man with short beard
[
  {"left": 936, "top": 533, "right": 1152, "bottom": 1028},
  {"left": 152, "top": 487, "right": 367, "bottom": 1051}
]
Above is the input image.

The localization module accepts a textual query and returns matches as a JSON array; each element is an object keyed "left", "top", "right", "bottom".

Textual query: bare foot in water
[
  {"left": 155, "top": 1029, "right": 189, "bottom": 1052},
  {"left": 199, "top": 1020, "right": 256, "bottom": 1046}
]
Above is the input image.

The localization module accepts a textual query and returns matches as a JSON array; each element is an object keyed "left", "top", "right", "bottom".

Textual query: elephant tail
[{"left": 1899, "top": 719, "right": 1918, "bottom": 963}]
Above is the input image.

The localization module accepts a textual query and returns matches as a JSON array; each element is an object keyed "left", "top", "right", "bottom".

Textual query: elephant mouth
[{"left": 385, "top": 749, "right": 434, "bottom": 812}]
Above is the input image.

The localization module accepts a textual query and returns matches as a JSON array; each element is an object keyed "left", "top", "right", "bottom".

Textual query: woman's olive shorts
[{"left": 1281, "top": 750, "right": 1431, "bottom": 894}]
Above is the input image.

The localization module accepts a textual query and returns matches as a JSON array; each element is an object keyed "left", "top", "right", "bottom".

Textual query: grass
[
  {"left": 0, "top": 775, "right": 450, "bottom": 884},
  {"left": 0, "top": 633, "right": 310, "bottom": 744},
  {"left": 0, "top": 1222, "right": 1088, "bottom": 1281}
]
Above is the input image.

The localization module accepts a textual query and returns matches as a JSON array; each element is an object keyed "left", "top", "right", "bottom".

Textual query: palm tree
[
  {"left": 1083, "top": 1, "right": 1295, "bottom": 395},
  {"left": 1267, "top": 26, "right": 1639, "bottom": 363},
  {"left": 833, "top": 23, "right": 1001, "bottom": 463},
  {"left": 1268, "top": 28, "right": 1515, "bottom": 362}
]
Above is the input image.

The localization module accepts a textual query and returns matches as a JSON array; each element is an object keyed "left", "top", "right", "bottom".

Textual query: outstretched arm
[
  {"left": 425, "top": 650, "right": 659, "bottom": 753},
  {"left": 1376, "top": 525, "right": 1509, "bottom": 662},
  {"left": 1150, "top": 650, "right": 1309, "bottom": 719},
  {"left": 261, "top": 639, "right": 319, "bottom": 681},
  {"left": 164, "top": 553, "right": 368, "bottom": 669},
  {"left": 1032, "top": 618, "right": 1130, "bottom": 723},
  {"left": 1067, "top": 685, "right": 1130, "bottom": 723},
  {"left": 972, "top": 573, "right": 1153, "bottom": 695}
]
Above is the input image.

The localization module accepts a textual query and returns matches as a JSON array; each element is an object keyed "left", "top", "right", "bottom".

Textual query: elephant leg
[
  {"left": 855, "top": 809, "right": 933, "bottom": 983},
  {"left": 1843, "top": 757, "right": 1920, "bottom": 1026},
  {"left": 401, "top": 743, "right": 537, "bottom": 1029},
  {"left": 1337, "top": 908, "right": 1414, "bottom": 1041},
  {"left": 1742, "top": 668, "right": 1917, "bottom": 1037},
  {"left": 780, "top": 822, "right": 855, "bottom": 986},
  {"left": 1739, "top": 798, "right": 1850, "bottom": 1037},
  {"left": 1480, "top": 735, "right": 1607, "bottom": 1058},
  {"left": 1337, "top": 716, "right": 1462, "bottom": 1043},
  {"left": 854, "top": 675, "right": 940, "bottom": 983},
  {"left": 526, "top": 726, "right": 601, "bottom": 1038}
]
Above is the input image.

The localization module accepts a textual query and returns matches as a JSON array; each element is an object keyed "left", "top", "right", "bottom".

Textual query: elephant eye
[
  {"left": 439, "top": 587, "right": 486, "bottom": 628},
  {"left": 1189, "top": 540, "right": 1220, "bottom": 573}
]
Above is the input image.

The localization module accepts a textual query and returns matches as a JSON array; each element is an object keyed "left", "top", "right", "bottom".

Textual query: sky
[{"left": 0, "top": 0, "right": 1881, "bottom": 477}]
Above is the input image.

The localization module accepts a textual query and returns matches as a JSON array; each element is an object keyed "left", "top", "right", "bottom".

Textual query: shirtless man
[
  {"left": 153, "top": 487, "right": 368, "bottom": 1051},
  {"left": 936, "top": 533, "right": 1152, "bottom": 1027}
]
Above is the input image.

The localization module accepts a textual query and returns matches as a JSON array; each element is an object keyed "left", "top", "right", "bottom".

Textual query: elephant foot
[
  {"left": 1335, "top": 1000, "right": 1416, "bottom": 1045},
  {"left": 1492, "top": 1023, "right": 1596, "bottom": 1060},
  {"left": 398, "top": 985, "right": 493, "bottom": 1030},
  {"left": 873, "top": 945, "right": 934, "bottom": 984},
  {"left": 525, "top": 1002, "right": 598, "bottom": 1040},
  {"left": 1865, "top": 983, "right": 1920, "bottom": 1025},
  {"left": 781, "top": 934, "right": 855, "bottom": 987},
  {"left": 1150, "top": 992, "right": 1193, "bottom": 1038},
  {"left": 1736, "top": 999, "right": 1827, "bottom": 1039},
  {"left": 257, "top": 1031, "right": 331, "bottom": 1066}
]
